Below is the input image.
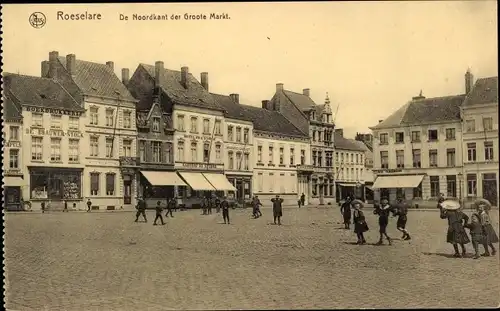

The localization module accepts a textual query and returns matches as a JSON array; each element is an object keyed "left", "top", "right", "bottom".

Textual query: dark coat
[
  {"left": 271, "top": 198, "right": 283, "bottom": 217},
  {"left": 353, "top": 210, "right": 369, "bottom": 233},
  {"left": 341, "top": 202, "right": 352, "bottom": 222},
  {"left": 440, "top": 209, "right": 470, "bottom": 244}
]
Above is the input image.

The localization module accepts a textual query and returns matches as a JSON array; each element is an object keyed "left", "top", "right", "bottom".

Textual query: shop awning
[
  {"left": 141, "top": 171, "right": 187, "bottom": 186},
  {"left": 338, "top": 183, "right": 356, "bottom": 187},
  {"left": 3, "top": 176, "right": 25, "bottom": 187},
  {"left": 372, "top": 175, "right": 425, "bottom": 189},
  {"left": 179, "top": 172, "right": 216, "bottom": 191},
  {"left": 202, "top": 173, "right": 237, "bottom": 191}
]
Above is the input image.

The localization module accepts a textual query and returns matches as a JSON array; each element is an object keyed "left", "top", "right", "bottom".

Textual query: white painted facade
[
  {"left": 461, "top": 102, "right": 499, "bottom": 206},
  {"left": 82, "top": 95, "right": 138, "bottom": 210},
  {"left": 372, "top": 122, "right": 463, "bottom": 204},
  {"left": 253, "top": 132, "right": 310, "bottom": 205}
]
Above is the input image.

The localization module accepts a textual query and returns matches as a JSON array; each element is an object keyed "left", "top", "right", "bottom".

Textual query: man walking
[
  {"left": 393, "top": 197, "right": 411, "bottom": 240},
  {"left": 86, "top": 198, "right": 92, "bottom": 212},
  {"left": 221, "top": 196, "right": 230, "bottom": 224},
  {"left": 63, "top": 200, "right": 68, "bottom": 212},
  {"left": 215, "top": 196, "right": 221, "bottom": 213},
  {"left": 271, "top": 195, "right": 284, "bottom": 225},
  {"left": 300, "top": 193, "right": 306, "bottom": 207},
  {"left": 252, "top": 195, "right": 263, "bottom": 218},
  {"left": 135, "top": 197, "right": 148, "bottom": 223},
  {"left": 153, "top": 201, "right": 165, "bottom": 226},
  {"left": 166, "top": 198, "right": 175, "bottom": 218},
  {"left": 41, "top": 200, "right": 46, "bottom": 214}
]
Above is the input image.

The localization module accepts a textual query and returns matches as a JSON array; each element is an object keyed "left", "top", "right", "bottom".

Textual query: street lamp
[{"left": 457, "top": 172, "right": 463, "bottom": 205}]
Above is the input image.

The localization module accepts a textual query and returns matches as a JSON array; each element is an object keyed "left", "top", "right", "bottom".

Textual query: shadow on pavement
[{"left": 422, "top": 252, "right": 474, "bottom": 259}]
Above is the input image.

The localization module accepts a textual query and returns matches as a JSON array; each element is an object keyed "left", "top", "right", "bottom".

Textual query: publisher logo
[{"left": 29, "top": 12, "right": 46, "bottom": 29}]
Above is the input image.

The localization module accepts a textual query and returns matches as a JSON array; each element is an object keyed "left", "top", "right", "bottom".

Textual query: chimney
[
  {"left": 48, "top": 51, "right": 59, "bottom": 79},
  {"left": 412, "top": 90, "right": 425, "bottom": 101},
  {"left": 66, "top": 54, "right": 76, "bottom": 75},
  {"left": 106, "top": 61, "right": 114, "bottom": 71},
  {"left": 181, "top": 66, "right": 189, "bottom": 89},
  {"left": 303, "top": 88, "right": 310, "bottom": 97},
  {"left": 262, "top": 100, "right": 269, "bottom": 109},
  {"left": 155, "top": 61, "right": 164, "bottom": 87},
  {"left": 200, "top": 72, "right": 209, "bottom": 91},
  {"left": 465, "top": 69, "right": 474, "bottom": 94},
  {"left": 276, "top": 83, "right": 284, "bottom": 92},
  {"left": 41, "top": 61, "right": 50, "bottom": 78},
  {"left": 378, "top": 119, "right": 383, "bottom": 123},
  {"left": 230, "top": 93, "right": 240, "bottom": 104},
  {"left": 122, "top": 68, "right": 130, "bottom": 85},
  {"left": 335, "top": 128, "right": 344, "bottom": 137}
]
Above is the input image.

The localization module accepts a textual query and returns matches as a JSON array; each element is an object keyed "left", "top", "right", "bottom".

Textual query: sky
[{"left": 2, "top": 2, "right": 498, "bottom": 138}]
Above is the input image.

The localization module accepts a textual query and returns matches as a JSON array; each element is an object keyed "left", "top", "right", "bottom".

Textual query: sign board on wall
[{"left": 25, "top": 128, "right": 84, "bottom": 137}]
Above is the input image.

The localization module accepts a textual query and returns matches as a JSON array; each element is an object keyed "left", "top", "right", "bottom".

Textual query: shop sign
[
  {"left": 373, "top": 168, "right": 403, "bottom": 174},
  {"left": 5, "top": 140, "right": 21, "bottom": 148},
  {"left": 25, "top": 128, "right": 84, "bottom": 137},
  {"left": 24, "top": 106, "right": 83, "bottom": 116},
  {"left": 184, "top": 134, "right": 212, "bottom": 141}
]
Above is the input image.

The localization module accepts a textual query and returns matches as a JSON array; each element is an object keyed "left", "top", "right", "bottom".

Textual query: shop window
[
  {"left": 30, "top": 169, "right": 82, "bottom": 200},
  {"left": 413, "top": 183, "right": 422, "bottom": 199}
]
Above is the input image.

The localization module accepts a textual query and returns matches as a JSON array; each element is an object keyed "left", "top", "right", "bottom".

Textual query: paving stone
[{"left": 4, "top": 209, "right": 499, "bottom": 310}]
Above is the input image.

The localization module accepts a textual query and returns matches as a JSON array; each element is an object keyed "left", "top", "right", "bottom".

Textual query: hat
[
  {"left": 474, "top": 198, "right": 492, "bottom": 211},
  {"left": 351, "top": 199, "right": 364, "bottom": 208},
  {"left": 440, "top": 200, "right": 461, "bottom": 210}
]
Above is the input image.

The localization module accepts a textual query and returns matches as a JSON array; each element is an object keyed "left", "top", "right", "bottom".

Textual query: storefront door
[
  {"left": 4, "top": 186, "right": 21, "bottom": 211},
  {"left": 124, "top": 179, "right": 132, "bottom": 204}
]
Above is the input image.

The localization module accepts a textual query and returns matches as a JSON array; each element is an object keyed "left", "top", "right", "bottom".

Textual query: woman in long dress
[
  {"left": 439, "top": 201, "right": 470, "bottom": 257},
  {"left": 352, "top": 200, "right": 369, "bottom": 244}
]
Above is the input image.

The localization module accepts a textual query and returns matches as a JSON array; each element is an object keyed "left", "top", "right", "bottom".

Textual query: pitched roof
[
  {"left": 57, "top": 56, "right": 136, "bottom": 101},
  {"left": 3, "top": 73, "right": 84, "bottom": 112},
  {"left": 211, "top": 93, "right": 307, "bottom": 138},
  {"left": 371, "top": 94, "right": 464, "bottom": 129},
  {"left": 463, "top": 76, "right": 498, "bottom": 107},
  {"left": 283, "top": 90, "right": 316, "bottom": 111},
  {"left": 3, "top": 91, "right": 23, "bottom": 121},
  {"left": 334, "top": 133, "right": 368, "bottom": 151},
  {"left": 140, "top": 64, "right": 222, "bottom": 111}
]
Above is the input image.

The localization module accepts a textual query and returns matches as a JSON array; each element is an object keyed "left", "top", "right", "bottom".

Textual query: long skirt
[
  {"left": 343, "top": 212, "right": 352, "bottom": 224},
  {"left": 446, "top": 226, "right": 470, "bottom": 244},
  {"left": 483, "top": 224, "right": 499, "bottom": 244}
]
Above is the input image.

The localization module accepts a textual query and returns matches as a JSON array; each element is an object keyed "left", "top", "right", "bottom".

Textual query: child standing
[
  {"left": 352, "top": 200, "right": 369, "bottom": 244},
  {"left": 374, "top": 198, "right": 392, "bottom": 245},
  {"left": 466, "top": 210, "right": 484, "bottom": 259}
]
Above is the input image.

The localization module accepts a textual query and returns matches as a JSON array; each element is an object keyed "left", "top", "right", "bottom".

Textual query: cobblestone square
[{"left": 4, "top": 208, "right": 500, "bottom": 310}]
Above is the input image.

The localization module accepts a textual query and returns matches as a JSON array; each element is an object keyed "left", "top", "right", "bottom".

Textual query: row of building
[
  {"left": 366, "top": 70, "right": 499, "bottom": 207},
  {"left": 3, "top": 51, "right": 369, "bottom": 211}
]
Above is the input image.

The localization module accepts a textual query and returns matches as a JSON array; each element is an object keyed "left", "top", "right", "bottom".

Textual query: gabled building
[
  {"left": 127, "top": 62, "right": 234, "bottom": 205},
  {"left": 333, "top": 129, "right": 370, "bottom": 201},
  {"left": 267, "top": 84, "right": 335, "bottom": 205},
  {"left": 460, "top": 73, "right": 499, "bottom": 206},
  {"left": 3, "top": 72, "right": 86, "bottom": 211},
  {"left": 2, "top": 87, "right": 24, "bottom": 211},
  {"left": 369, "top": 81, "right": 466, "bottom": 206},
  {"left": 41, "top": 51, "right": 139, "bottom": 210},
  {"left": 210, "top": 93, "right": 254, "bottom": 203}
]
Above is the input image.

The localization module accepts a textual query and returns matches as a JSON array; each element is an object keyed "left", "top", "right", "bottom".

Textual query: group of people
[
  {"left": 340, "top": 195, "right": 411, "bottom": 245},
  {"left": 439, "top": 195, "right": 498, "bottom": 259},
  {"left": 134, "top": 197, "right": 178, "bottom": 225},
  {"left": 200, "top": 195, "right": 231, "bottom": 224}
]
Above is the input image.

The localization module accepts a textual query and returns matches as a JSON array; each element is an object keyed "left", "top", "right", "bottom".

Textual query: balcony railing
[{"left": 119, "top": 156, "right": 140, "bottom": 167}]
